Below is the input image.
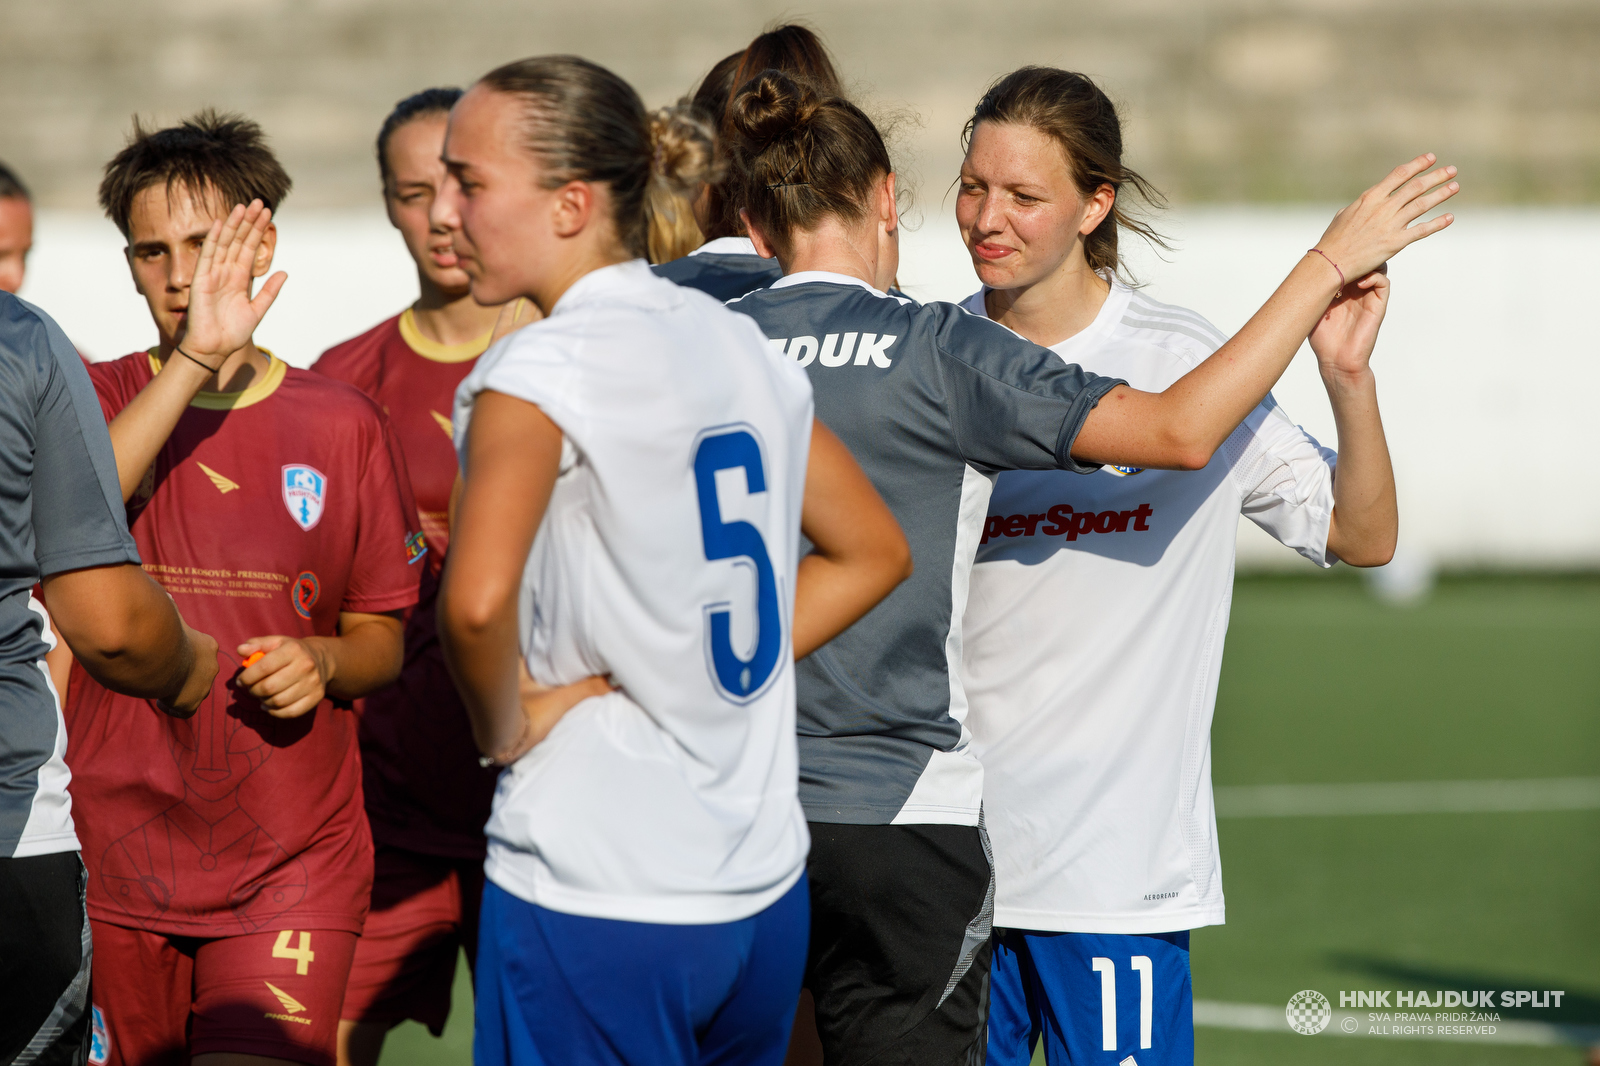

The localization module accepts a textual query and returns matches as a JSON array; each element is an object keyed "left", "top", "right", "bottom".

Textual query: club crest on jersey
[
  {"left": 1103, "top": 465, "right": 1144, "bottom": 477},
  {"left": 281, "top": 465, "right": 327, "bottom": 531}
]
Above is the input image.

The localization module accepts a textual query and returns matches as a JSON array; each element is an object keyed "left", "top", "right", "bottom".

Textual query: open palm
[{"left": 182, "top": 199, "right": 287, "bottom": 362}]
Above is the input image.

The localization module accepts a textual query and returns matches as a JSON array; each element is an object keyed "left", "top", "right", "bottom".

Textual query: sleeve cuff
[
  {"left": 36, "top": 543, "right": 143, "bottom": 578},
  {"left": 340, "top": 588, "right": 421, "bottom": 615},
  {"left": 1052, "top": 376, "right": 1126, "bottom": 475}
]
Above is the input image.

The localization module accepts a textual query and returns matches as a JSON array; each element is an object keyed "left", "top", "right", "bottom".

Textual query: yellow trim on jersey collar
[
  {"left": 146, "top": 348, "right": 288, "bottom": 410},
  {"left": 398, "top": 308, "right": 493, "bottom": 364}
]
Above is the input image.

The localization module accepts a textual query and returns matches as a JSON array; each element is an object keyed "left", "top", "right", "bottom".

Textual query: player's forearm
[
  {"left": 108, "top": 355, "right": 213, "bottom": 500},
  {"left": 793, "top": 550, "right": 908, "bottom": 660},
  {"left": 792, "top": 420, "right": 912, "bottom": 659},
  {"left": 1073, "top": 259, "right": 1339, "bottom": 471},
  {"left": 1322, "top": 367, "right": 1398, "bottom": 567},
  {"left": 307, "top": 615, "right": 404, "bottom": 700},
  {"left": 40, "top": 563, "right": 215, "bottom": 711},
  {"left": 438, "top": 582, "right": 525, "bottom": 757}
]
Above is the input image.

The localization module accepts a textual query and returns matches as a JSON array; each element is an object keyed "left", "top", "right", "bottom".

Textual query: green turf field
[{"left": 379, "top": 572, "right": 1600, "bottom": 1065}]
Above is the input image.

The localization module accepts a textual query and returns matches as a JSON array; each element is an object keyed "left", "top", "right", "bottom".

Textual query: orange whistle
[{"left": 243, "top": 651, "right": 265, "bottom": 667}]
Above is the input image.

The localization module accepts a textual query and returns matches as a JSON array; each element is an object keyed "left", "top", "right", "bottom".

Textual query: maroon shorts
[
  {"left": 341, "top": 845, "right": 484, "bottom": 1034},
  {"left": 88, "top": 920, "right": 358, "bottom": 1066}
]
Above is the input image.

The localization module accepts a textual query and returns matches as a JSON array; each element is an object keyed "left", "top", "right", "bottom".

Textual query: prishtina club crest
[
  {"left": 282, "top": 465, "right": 328, "bottom": 531},
  {"left": 1286, "top": 989, "right": 1332, "bottom": 1034}
]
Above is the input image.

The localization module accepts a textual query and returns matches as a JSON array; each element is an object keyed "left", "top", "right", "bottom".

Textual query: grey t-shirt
[
  {"left": 0, "top": 293, "right": 141, "bottom": 858},
  {"left": 728, "top": 273, "right": 1123, "bottom": 825},
  {"left": 652, "top": 238, "right": 784, "bottom": 303}
]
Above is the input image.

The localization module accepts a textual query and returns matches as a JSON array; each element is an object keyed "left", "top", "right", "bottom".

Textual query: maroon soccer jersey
[
  {"left": 65, "top": 350, "right": 424, "bottom": 937},
  {"left": 313, "top": 310, "right": 498, "bottom": 859}
]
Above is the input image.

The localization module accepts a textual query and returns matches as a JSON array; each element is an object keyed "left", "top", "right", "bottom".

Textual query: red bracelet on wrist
[{"left": 1306, "top": 248, "right": 1346, "bottom": 293}]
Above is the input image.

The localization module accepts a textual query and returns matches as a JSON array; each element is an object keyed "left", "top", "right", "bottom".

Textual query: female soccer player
[
  {"left": 652, "top": 23, "right": 845, "bottom": 299},
  {"left": 311, "top": 87, "right": 519, "bottom": 1066},
  {"left": 721, "top": 69, "right": 1455, "bottom": 1065},
  {"left": 956, "top": 67, "right": 1406, "bottom": 1066},
  {"left": 430, "top": 55, "right": 910, "bottom": 1065}
]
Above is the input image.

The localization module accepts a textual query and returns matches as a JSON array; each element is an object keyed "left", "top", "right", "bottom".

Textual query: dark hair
[
  {"left": 478, "top": 55, "right": 712, "bottom": 259},
  {"left": 691, "top": 51, "right": 744, "bottom": 144},
  {"left": 963, "top": 67, "right": 1166, "bottom": 280},
  {"left": 727, "top": 70, "right": 891, "bottom": 261},
  {"left": 0, "top": 162, "right": 29, "bottom": 201},
  {"left": 377, "top": 87, "right": 463, "bottom": 190},
  {"left": 98, "top": 109, "right": 292, "bottom": 237},
  {"left": 699, "top": 24, "right": 846, "bottom": 241}
]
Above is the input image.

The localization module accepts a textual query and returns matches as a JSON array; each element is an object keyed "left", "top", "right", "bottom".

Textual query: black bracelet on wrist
[{"left": 176, "top": 346, "right": 222, "bottom": 373}]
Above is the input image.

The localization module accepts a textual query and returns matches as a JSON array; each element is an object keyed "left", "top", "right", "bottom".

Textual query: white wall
[
  {"left": 19, "top": 210, "right": 419, "bottom": 368},
  {"left": 21, "top": 206, "right": 1600, "bottom": 568}
]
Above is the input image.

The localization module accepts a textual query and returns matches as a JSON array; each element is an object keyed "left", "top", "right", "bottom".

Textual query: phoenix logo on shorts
[
  {"left": 282, "top": 465, "right": 327, "bottom": 531},
  {"left": 405, "top": 530, "right": 428, "bottom": 565},
  {"left": 264, "top": 981, "right": 312, "bottom": 1025},
  {"left": 981, "top": 503, "right": 1154, "bottom": 544}
]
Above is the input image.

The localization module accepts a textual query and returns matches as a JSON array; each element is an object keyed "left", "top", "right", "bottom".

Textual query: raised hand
[
  {"left": 1312, "top": 154, "right": 1458, "bottom": 286},
  {"left": 1309, "top": 265, "right": 1389, "bottom": 383},
  {"left": 181, "top": 199, "right": 288, "bottom": 365}
]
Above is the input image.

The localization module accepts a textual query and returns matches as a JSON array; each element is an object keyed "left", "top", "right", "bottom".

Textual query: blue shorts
[
  {"left": 989, "top": 929, "right": 1193, "bottom": 1066},
  {"left": 474, "top": 875, "right": 809, "bottom": 1066}
]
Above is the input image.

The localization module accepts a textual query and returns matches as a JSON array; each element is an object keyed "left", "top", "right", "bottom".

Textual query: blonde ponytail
[{"left": 644, "top": 102, "right": 719, "bottom": 264}]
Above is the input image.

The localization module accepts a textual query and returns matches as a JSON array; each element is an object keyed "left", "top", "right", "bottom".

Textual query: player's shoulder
[
  {"left": 0, "top": 294, "right": 70, "bottom": 382},
  {"left": 89, "top": 349, "right": 153, "bottom": 374},
  {"left": 312, "top": 313, "right": 403, "bottom": 380},
  {"left": 728, "top": 273, "right": 916, "bottom": 324},
  {"left": 87, "top": 349, "right": 156, "bottom": 392},
  {"left": 0, "top": 291, "right": 53, "bottom": 350},
  {"left": 1114, "top": 288, "right": 1229, "bottom": 359},
  {"left": 653, "top": 239, "right": 785, "bottom": 302},
  {"left": 280, "top": 363, "right": 390, "bottom": 425},
  {"left": 922, "top": 295, "right": 1052, "bottom": 375}
]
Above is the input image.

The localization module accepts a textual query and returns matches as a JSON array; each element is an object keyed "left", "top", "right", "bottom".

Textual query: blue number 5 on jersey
[{"left": 693, "top": 426, "right": 784, "bottom": 703}]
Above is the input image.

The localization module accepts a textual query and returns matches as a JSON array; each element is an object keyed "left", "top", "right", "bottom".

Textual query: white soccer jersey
[
  {"left": 454, "top": 260, "right": 814, "bottom": 925},
  {"left": 960, "top": 279, "right": 1338, "bottom": 933}
]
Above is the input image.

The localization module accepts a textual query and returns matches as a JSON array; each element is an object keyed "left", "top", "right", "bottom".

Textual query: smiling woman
[
  {"left": 954, "top": 66, "right": 1418, "bottom": 1066},
  {"left": 957, "top": 68, "right": 1167, "bottom": 341}
]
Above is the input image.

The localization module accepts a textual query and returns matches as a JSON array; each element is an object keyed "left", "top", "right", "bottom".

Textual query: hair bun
[
  {"left": 729, "top": 69, "right": 811, "bottom": 147},
  {"left": 648, "top": 102, "right": 717, "bottom": 196}
]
